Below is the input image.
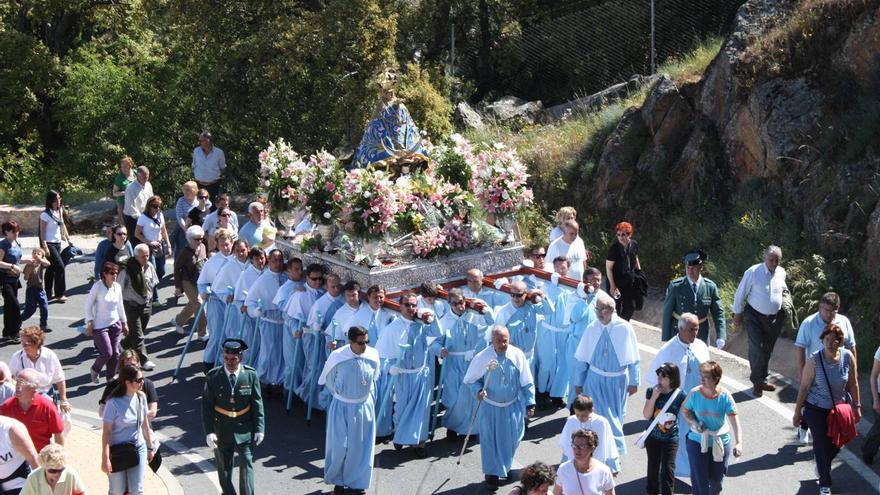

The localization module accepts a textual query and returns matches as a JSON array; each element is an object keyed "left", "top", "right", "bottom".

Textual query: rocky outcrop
[
  {"left": 482, "top": 96, "right": 543, "bottom": 128},
  {"left": 454, "top": 102, "right": 484, "bottom": 129}
]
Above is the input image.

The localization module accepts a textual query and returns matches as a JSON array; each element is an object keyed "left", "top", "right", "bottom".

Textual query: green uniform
[
  {"left": 202, "top": 364, "right": 265, "bottom": 495},
  {"left": 661, "top": 276, "right": 726, "bottom": 343}
]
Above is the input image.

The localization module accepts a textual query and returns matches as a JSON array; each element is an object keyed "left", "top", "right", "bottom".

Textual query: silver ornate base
[{"left": 276, "top": 240, "right": 524, "bottom": 290}]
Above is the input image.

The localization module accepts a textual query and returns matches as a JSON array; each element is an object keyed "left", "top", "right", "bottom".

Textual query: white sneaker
[
  {"left": 798, "top": 426, "right": 811, "bottom": 445},
  {"left": 90, "top": 369, "right": 100, "bottom": 384},
  {"left": 175, "top": 324, "right": 187, "bottom": 335},
  {"left": 141, "top": 360, "right": 156, "bottom": 371},
  {"left": 199, "top": 333, "right": 210, "bottom": 342},
  {"left": 819, "top": 487, "right": 831, "bottom": 494}
]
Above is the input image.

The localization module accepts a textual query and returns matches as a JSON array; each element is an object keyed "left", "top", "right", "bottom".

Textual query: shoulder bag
[{"left": 817, "top": 351, "right": 858, "bottom": 448}]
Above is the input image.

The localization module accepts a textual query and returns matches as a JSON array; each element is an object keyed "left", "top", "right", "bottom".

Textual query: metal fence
[{"left": 515, "top": 0, "right": 745, "bottom": 103}]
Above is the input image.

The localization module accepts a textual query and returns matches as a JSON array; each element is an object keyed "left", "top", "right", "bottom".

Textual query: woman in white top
[
  {"left": 9, "top": 326, "right": 71, "bottom": 413},
  {"left": 549, "top": 206, "right": 577, "bottom": 243},
  {"left": 207, "top": 207, "right": 238, "bottom": 253},
  {"left": 38, "top": 190, "right": 70, "bottom": 302},
  {"left": 85, "top": 262, "right": 129, "bottom": 384},
  {"left": 0, "top": 416, "right": 39, "bottom": 494},
  {"left": 554, "top": 429, "right": 615, "bottom": 495},
  {"left": 134, "top": 195, "right": 171, "bottom": 303}
]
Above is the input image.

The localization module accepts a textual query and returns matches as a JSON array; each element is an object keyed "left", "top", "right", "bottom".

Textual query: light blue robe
[
  {"left": 197, "top": 253, "right": 229, "bottom": 365},
  {"left": 347, "top": 305, "right": 396, "bottom": 436},
  {"left": 464, "top": 346, "right": 535, "bottom": 477},
  {"left": 282, "top": 285, "right": 323, "bottom": 393},
  {"left": 247, "top": 269, "right": 286, "bottom": 384},
  {"left": 211, "top": 257, "right": 249, "bottom": 363},
  {"left": 233, "top": 264, "right": 263, "bottom": 367},
  {"left": 567, "top": 292, "right": 599, "bottom": 405},
  {"left": 535, "top": 283, "right": 576, "bottom": 398},
  {"left": 437, "top": 310, "right": 491, "bottom": 434},
  {"left": 494, "top": 301, "right": 542, "bottom": 373},
  {"left": 576, "top": 320, "right": 640, "bottom": 455},
  {"left": 391, "top": 318, "right": 441, "bottom": 446},
  {"left": 297, "top": 296, "right": 344, "bottom": 409},
  {"left": 319, "top": 346, "right": 380, "bottom": 490}
]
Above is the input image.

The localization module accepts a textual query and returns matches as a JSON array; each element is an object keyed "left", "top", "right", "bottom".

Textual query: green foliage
[
  {"left": 656, "top": 37, "right": 723, "bottom": 85},
  {"left": 515, "top": 203, "right": 552, "bottom": 250},
  {"left": 397, "top": 62, "right": 453, "bottom": 142}
]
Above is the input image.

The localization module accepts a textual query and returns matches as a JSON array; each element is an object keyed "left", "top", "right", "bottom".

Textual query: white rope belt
[
  {"left": 397, "top": 365, "right": 426, "bottom": 374},
  {"left": 484, "top": 397, "right": 516, "bottom": 407},
  {"left": 446, "top": 351, "right": 469, "bottom": 356},
  {"left": 332, "top": 391, "right": 370, "bottom": 404},
  {"left": 541, "top": 322, "right": 569, "bottom": 333},
  {"left": 302, "top": 327, "right": 322, "bottom": 335},
  {"left": 261, "top": 317, "right": 284, "bottom": 325},
  {"left": 589, "top": 367, "right": 626, "bottom": 377},
  {"left": 523, "top": 350, "right": 534, "bottom": 359}
]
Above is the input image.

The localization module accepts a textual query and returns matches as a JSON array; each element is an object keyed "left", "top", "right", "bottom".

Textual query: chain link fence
[{"left": 514, "top": 0, "right": 745, "bottom": 103}]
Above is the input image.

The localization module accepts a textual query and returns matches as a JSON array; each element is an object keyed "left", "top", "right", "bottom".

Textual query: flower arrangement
[
  {"left": 469, "top": 142, "right": 534, "bottom": 216},
  {"left": 296, "top": 150, "right": 344, "bottom": 224},
  {"left": 258, "top": 138, "right": 301, "bottom": 214},
  {"left": 339, "top": 168, "right": 400, "bottom": 239}
]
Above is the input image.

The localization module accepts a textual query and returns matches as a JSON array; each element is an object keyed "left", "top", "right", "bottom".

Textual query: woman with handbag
[
  {"left": 604, "top": 221, "right": 641, "bottom": 321},
  {"left": 641, "top": 363, "right": 684, "bottom": 495},
  {"left": 134, "top": 196, "right": 171, "bottom": 304},
  {"left": 0, "top": 221, "right": 24, "bottom": 342},
  {"left": 792, "top": 323, "right": 861, "bottom": 495},
  {"left": 38, "top": 190, "right": 70, "bottom": 303},
  {"left": 101, "top": 364, "right": 154, "bottom": 495}
]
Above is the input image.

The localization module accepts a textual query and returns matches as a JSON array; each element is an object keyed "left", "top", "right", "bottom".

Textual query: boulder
[
  {"left": 544, "top": 76, "right": 650, "bottom": 123},
  {"left": 837, "top": 8, "right": 880, "bottom": 91},
  {"left": 454, "top": 102, "right": 485, "bottom": 129},
  {"left": 67, "top": 199, "right": 119, "bottom": 233},
  {"left": 0, "top": 205, "right": 44, "bottom": 235},
  {"left": 640, "top": 75, "right": 694, "bottom": 150},
  {"left": 591, "top": 108, "right": 642, "bottom": 209},
  {"left": 482, "top": 96, "right": 543, "bottom": 127}
]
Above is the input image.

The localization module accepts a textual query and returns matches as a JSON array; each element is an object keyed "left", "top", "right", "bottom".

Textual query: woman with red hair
[{"left": 605, "top": 221, "right": 641, "bottom": 320}]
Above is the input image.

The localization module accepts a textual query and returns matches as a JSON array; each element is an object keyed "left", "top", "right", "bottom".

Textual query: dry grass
[{"left": 657, "top": 37, "right": 723, "bottom": 85}]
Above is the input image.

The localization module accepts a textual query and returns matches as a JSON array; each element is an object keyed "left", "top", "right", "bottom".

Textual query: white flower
[{"left": 323, "top": 212, "right": 331, "bottom": 219}]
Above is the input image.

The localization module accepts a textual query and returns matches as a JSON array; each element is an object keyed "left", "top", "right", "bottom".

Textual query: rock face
[
  {"left": 482, "top": 96, "right": 544, "bottom": 128},
  {"left": 454, "top": 102, "right": 484, "bottom": 129},
  {"left": 575, "top": 0, "right": 880, "bottom": 326}
]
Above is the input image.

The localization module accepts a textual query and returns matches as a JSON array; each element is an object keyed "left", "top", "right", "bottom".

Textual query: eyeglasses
[
  {"left": 510, "top": 292, "right": 525, "bottom": 298},
  {"left": 132, "top": 377, "right": 145, "bottom": 384},
  {"left": 46, "top": 468, "right": 64, "bottom": 475},
  {"left": 571, "top": 443, "right": 590, "bottom": 451},
  {"left": 193, "top": 237, "right": 204, "bottom": 241},
  {"left": 616, "top": 232, "right": 628, "bottom": 238},
  {"left": 115, "top": 232, "right": 127, "bottom": 236},
  {"left": 530, "top": 253, "right": 546, "bottom": 258},
  {"left": 402, "top": 303, "right": 418, "bottom": 308},
  {"left": 218, "top": 213, "right": 230, "bottom": 217},
  {"left": 198, "top": 196, "right": 209, "bottom": 200},
  {"left": 354, "top": 339, "right": 369, "bottom": 346},
  {"left": 309, "top": 276, "right": 324, "bottom": 281},
  {"left": 597, "top": 306, "right": 614, "bottom": 313}
]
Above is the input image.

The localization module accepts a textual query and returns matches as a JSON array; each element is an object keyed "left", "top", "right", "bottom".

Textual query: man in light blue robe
[
  {"left": 234, "top": 247, "right": 265, "bottom": 367},
  {"left": 574, "top": 292, "right": 640, "bottom": 455},
  {"left": 463, "top": 268, "right": 510, "bottom": 316},
  {"left": 318, "top": 325, "right": 380, "bottom": 495},
  {"left": 211, "top": 240, "right": 250, "bottom": 365},
  {"left": 198, "top": 232, "right": 231, "bottom": 369},
  {"left": 436, "top": 288, "right": 492, "bottom": 438},
  {"left": 281, "top": 263, "right": 325, "bottom": 396},
  {"left": 566, "top": 267, "right": 605, "bottom": 406},
  {"left": 646, "top": 312, "right": 709, "bottom": 478},
  {"left": 535, "top": 258, "right": 579, "bottom": 408},
  {"left": 463, "top": 326, "right": 535, "bottom": 489},
  {"left": 346, "top": 285, "right": 396, "bottom": 436},
  {"left": 246, "top": 249, "right": 287, "bottom": 387},
  {"left": 376, "top": 292, "right": 440, "bottom": 456},
  {"left": 493, "top": 280, "right": 544, "bottom": 373},
  {"left": 298, "top": 274, "right": 343, "bottom": 410}
]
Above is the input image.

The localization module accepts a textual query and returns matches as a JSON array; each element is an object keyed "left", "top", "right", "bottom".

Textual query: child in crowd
[
  {"left": 21, "top": 247, "right": 51, "bottom": 332},
  {"left": 558, "top": 394, "right": 620, "bottom": 474},
  {"left": 642, "top": 362, "right": 685, "bottom": 495}
]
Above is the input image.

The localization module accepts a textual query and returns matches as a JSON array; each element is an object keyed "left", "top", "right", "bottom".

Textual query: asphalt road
[{"left": 1, "top": 253, "right": 878, "bottom": 494}]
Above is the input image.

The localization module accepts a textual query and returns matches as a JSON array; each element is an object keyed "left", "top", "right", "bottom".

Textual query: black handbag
[{"left": 110, "top": 395, "right": 143, "bottom": 473}]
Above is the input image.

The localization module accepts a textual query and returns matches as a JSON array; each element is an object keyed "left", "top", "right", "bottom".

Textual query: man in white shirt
[
  {"left": 192, "top": 132, "right": 226, "bottom": 199},
  {"left": 122, "top": 166, "right": 153, "bottom": 244},
  {"left": 732, "top": 245, "right": 788, "bottom": 397},
  {"left": 545, "top": 220, "right": 588, "bottom": 281}
]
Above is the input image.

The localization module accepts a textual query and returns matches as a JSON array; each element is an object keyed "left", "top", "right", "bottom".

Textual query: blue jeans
[
  {"left": 20, "top": 286, "right": 48, "bottom": 329},
  {"left": 686, "top": 437, "right": 731, "bottom": 495},
  {"left": 149, "top": 251, "right": 166, "bottom": 302},
  {"left": 109, "top": 442, "right": 147, "bottom": 495}
]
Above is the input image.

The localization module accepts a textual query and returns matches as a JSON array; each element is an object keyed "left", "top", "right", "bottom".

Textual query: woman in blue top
[
  {"left": 642, "top": 362, "right": 684, "bottom": 495},
  {"left": 101, "top": 365, "right": 155, "bottom": 495},
  {"left": 792, "top": 323, "right": 861, "bottom": 495},
  {"left": 0, "top": 221, "right": 23, "bottom": 342},
  {"left": 681, "top": 361, "right": 743, "bottom": 495}
]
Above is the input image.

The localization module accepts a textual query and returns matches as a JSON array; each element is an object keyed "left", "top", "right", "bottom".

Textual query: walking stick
[
  {"left": 305, "top": 315, "right": 326, "bottom": 426},
  {"left": 377, "top": 343, "right": 412, "bottom": 426},
  {"left": 457, "top": 359, "right": 500, "bottom": 465},
  {"left": 172, "top": 288, "right": 210, "bottom": 382},
  {"left": 235, "top": 290, "right": 249, "bottom": 339},
  {"left": 212, "top": 286, "right": 236, "bottom": 367}
]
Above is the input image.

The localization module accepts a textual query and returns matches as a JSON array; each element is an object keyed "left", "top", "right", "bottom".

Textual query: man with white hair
[
  {"left": 0, "top": 368, "right": 63, "bottom": 453},
  {"left": 645, "top": 312, "right": 709, "bottom": 477},
  {"left": 462, "top": 268, "right": 508, "bottom": 314},
  {"left": 463, "top": 326, "right": 535, "bottom": 488},
  {"left": 545, "top": 219, "right": 588, "bottom": 281},
  {"left": 238, "top": 202, "right": 267, "bottom": 248},
  {"left": 118, "top": 243, "right": 159, "bottom": 370},
  {"left": 174, "top": 225, "right": 208, "bottom": 339},
  {"left": 732, "top": 245, "right": 788, "bottom": 397},
  {"left": 574, "top": 291, "right": 640, "bottom": 455}
]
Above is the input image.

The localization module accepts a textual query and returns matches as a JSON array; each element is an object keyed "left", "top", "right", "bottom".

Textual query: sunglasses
[
  {"left": 571, "top": 443, "right": 590, "bottom": 451},
  {"left": 402, "top": 303, "right": 418, "bottom": 308},
  {"left": 115, "top": 232, "right": 127, "bottom": 236},
  {"left": 531, "top": 253, "right": 546, "bottom": 258},
  {"left": 193, "top": 237, "right": 204, "bottom": 241},
  {"left": 198, "top": 195, "right": 209, "bottom": 200},
  {"left": 510, "top": 292, "right": 525, "bottom": 298},
  {"left": 46, "top": 468, "right": 64, "bottom": 475},
  {"left": 218, "top": 213, "right": 230, "bottom": 217},
  {"left": 616, "top": 232, "right": 628, "bottom": 238},
  {"left": 132, "top": 377, "right": 145, "bottom": 384},
  {"left": 309, "top": 276, "right": 324, "bottom": 281},
  {"left": 354, "top": 339, "right": 369, "bottom": 346}
]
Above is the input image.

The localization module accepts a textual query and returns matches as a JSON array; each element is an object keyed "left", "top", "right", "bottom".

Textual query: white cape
[
  {"left": 574, "top": 315, "right": 639, "bottom": 366},
  {"left": 646, "top": 336, "right": 710, "bottom": 387},
  {"left": 463, "top": 344, "right": 532, "bottom": 387},
  {"left": 318, "top": 345, "right": 380, "bottom": 385}
]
